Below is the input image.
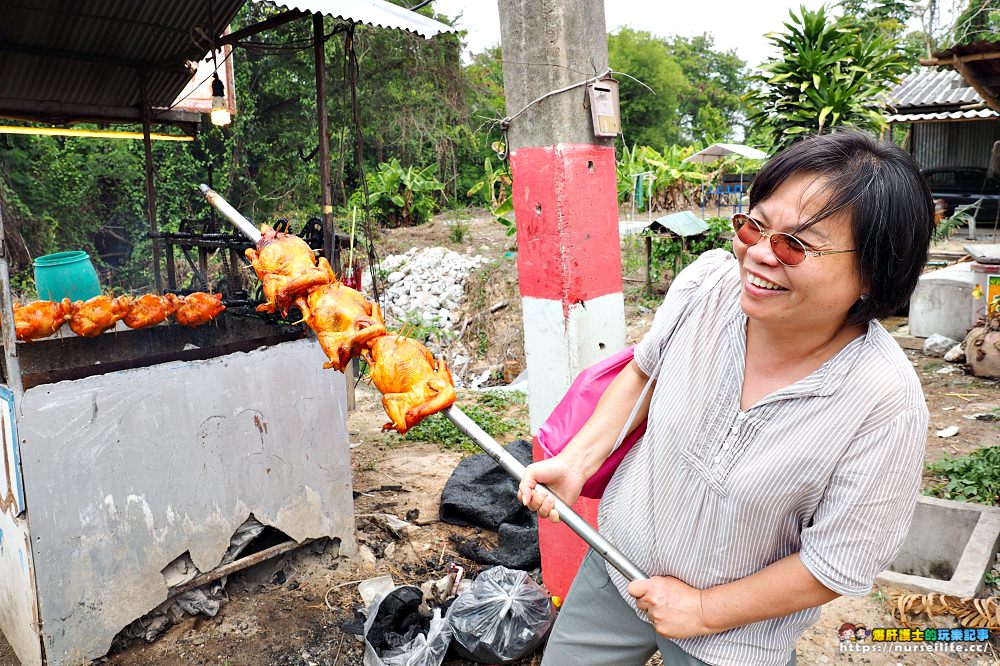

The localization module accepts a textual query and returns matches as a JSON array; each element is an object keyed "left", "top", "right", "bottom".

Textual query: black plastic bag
[{"left": 446, "top": 566, "right": 555, "bottom": 663}]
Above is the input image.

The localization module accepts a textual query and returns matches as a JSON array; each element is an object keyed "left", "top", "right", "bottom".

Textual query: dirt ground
[{"left": 1, "top": 214, "right": 999, "bottom": 666}]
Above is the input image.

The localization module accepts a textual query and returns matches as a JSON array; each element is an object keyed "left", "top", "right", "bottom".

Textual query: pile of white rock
[{"left": 365, "top": 247, "right": 490, "bottom": 329}]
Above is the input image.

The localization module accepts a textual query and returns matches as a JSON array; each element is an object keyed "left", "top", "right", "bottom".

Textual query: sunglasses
[{"left": 731, "top": 214, "right": 857, "bottom": 267}]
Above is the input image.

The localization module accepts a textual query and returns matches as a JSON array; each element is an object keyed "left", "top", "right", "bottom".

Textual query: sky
[{"left": 430, "top": 0, "right": 830, "bottom": 69}]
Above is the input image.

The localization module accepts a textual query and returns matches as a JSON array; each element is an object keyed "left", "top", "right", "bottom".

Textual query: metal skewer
[{"left": 198, "top": 183, "right": 647, "bottom": 582}]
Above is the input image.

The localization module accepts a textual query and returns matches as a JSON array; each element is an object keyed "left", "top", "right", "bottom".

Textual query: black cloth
[
  {"left": 439, "top": 439, "right": 540, "bottom": 570},
  {"left": 365, "top": 586, "right": 430, "bottom": 655}
]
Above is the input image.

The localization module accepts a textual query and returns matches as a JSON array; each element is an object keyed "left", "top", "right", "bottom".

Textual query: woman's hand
[
  {"left": 517, "top": 456, "right": 588, "bottom": 524},
  {"left": 627, "top": 576, "right": 712, "bottom": 639}
]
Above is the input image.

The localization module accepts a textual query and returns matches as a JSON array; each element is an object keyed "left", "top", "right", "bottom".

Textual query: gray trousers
[{"left": 541, "top": 549, "right": 798, "bottom": 666}]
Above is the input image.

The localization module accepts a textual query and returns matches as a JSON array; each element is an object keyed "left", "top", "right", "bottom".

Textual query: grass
[
  {"left": 448, "top": 218, "right": 469, "bottom": 244},
  {"left": 404, "top": 391, "right": 528, "bottom": 453},
  {"left": 924, "top": 446, "right": 1000, "bottom": 505}
]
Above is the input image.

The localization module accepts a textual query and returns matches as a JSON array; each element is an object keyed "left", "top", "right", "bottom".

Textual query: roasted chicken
[
  {"left": 246, "top": 224, "right": 334, "bottom": 316},
  {"left": 295, "top": 282, "right": 387, "bottom": 372},
  {"left": 123, "top": 293, "right": 182, "bottom": 329},
  {"left": 69, "top": 295, "right": 131, "bottom": 337},
  {"left": 174, "top": 292, "right": 225, "bottom": 327},
  {"left": 13, "top": 298, "right": 73, "bottom": 341},
  {"left": 364, "top": 334, "right": 456, "bottom": 434}
]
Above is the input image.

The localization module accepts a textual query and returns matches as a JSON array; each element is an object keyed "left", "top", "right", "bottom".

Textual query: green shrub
[
  {"left": 647, "top": 216, "right": 732, "bottom": 282},
  {"left": 925, "top": 446, "right": 1000, "bottom": 505},
  {"left": 404, "top": 392, "right": 527, "bottom": 453},
  {"left": 448, "top": 218, "right": 469, "bottom": 244}
]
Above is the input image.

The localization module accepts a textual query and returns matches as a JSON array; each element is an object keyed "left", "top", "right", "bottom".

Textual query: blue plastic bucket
[{"left": 33, "top": 251, "right": 102, "bottom": 302}]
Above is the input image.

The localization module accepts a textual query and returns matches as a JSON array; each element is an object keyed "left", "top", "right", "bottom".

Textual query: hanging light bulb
[{"left": 210, "top": 73, "right": 231, "bottom": 126}]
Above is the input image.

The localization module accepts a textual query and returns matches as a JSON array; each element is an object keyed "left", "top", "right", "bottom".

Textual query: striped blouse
[{"left": 598, "top": 249, "right": 928, "bottom": 666}]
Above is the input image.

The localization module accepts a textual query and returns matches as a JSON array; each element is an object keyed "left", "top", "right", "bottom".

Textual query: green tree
[
  {"left": 668, "top": 34, "right": 750, "bottom": 143},
  {"left": 745, "top": 5, "right": 907, "bottom": 152},
  {"left": 951, "top": 0, "right": 1000, "bottom": 44},
  {"left": 608, "top": 28, "right": 690, "bottom": 147},
  {"left": 838, "top": 0, "right": 927, "bottom": 70}
]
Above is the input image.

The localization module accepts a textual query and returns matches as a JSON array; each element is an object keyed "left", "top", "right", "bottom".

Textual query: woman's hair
[{"left": 748, "top": 130, "right": 934, "bottom": 326}]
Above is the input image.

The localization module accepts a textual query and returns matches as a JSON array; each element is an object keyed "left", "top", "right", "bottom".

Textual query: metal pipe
[
  {"left": 445, "top": 406, "right": 646, "bottom": 582},
  {"left": 199, "top": 183, "right": 648, "bottom": 581}
]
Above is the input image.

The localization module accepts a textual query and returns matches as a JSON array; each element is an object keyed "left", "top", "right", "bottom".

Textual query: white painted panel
[
  {"left": 522, "top": 293, "right": 625, "bottom": 433},
  {"left": 0, "top": 385, "right": 23, "bottom": 515},
  {"left": 0, "top": 507, "right": 41, "bottom": 666}
]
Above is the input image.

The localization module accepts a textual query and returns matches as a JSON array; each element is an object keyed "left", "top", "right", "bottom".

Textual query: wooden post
[
  {"left": 313, "top": 13, "right": 353, "bottom": 410},
  {"left": 0, "top": 193, "right": 24, "bottom": 399},
  {"left": 645, "top": 234, "right": 652, "bottom": 296},
  {"left": 314, "top": 13, "right": 335, "bottom": 267},
  {"left": 140, "top": 75, "right": 164, "bottom": 294}
]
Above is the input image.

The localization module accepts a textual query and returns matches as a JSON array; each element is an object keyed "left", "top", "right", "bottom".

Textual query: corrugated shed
[
  {"left": 0, "top": 0, "right": 244, "bottom": 123},
  {"left": 888, "top": 68, "right": 982, "bottom": 111},
  {"left": 912, "top": 119, "right": 1000, "bottom": 169},
  {"left": 252, "top": 0, "right": 456, "bottom": 38}
]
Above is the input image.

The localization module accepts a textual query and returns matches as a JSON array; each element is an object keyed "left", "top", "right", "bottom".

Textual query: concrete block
[
  {"left": 909, "top": 262, "right": 976, "bottom": 341},
  {"left": 877, "top": 495, "right": 1000, "bottom": 597}
]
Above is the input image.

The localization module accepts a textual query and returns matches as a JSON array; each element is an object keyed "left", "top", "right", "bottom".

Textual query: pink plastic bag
[{"left": 536, "top": 347, "right": 647, "bottom": 499}]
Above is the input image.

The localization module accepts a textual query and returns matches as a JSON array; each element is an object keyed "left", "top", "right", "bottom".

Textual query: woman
[{"left": 519, "top": 131, "right": 933, "bottom": 666}]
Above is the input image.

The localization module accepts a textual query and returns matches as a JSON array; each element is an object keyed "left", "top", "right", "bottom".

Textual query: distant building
[{"left": 888, "top": 67, "right": 1000, "bottom": 169}]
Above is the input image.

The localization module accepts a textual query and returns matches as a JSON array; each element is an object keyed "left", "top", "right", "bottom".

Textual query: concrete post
[
  {"left": 499, "top": 0, "right": 625, "bottom": 600},
  {"left": 498, "top": 0, "right": 624, "bottom": 432}
]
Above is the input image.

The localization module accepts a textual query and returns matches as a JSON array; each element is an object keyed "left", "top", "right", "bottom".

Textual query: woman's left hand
[{"left": 627, "top": 576, "right": 712, "bottom": 639}]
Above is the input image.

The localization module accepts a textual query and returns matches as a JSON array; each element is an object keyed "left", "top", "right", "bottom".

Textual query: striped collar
[{"left": 727, "top": 311, "right": 877, "bottom": 408}]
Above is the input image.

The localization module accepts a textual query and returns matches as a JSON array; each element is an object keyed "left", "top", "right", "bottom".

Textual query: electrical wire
[
  {"left": 344, "top": 23, "right": 383, "bottom": 308},
  {"left": 154, "top": 47, "right": 235, "bottom": 117},
  {"left": 500, "top": 67, "right": 612, "bottom": 130}
]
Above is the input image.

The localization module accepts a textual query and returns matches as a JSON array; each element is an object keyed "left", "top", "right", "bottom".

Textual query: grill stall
[{"left": 0, "top": 3, "right": 365, "bottom": 663}]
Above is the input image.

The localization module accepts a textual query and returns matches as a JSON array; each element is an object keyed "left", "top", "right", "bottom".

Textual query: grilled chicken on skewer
[
  {"left": 13, "top": 298, "right": 73, "bottom": 341},
  {"left": 245, "top": 224, "right": 333, "bottom": 316},
  {"left": 364, "top": 333, "right": 457, "bottom": 434},
  {"left": 69, "top": 295, "right": 130, "bottom": 337},
  {"left": 123, "top": 294, "right": 182, "bottom": 329},
  {"left": 174, "top": 292, "right": 225, "bottom": 327},
  {"left": 295, "top": 282, "right": 387, "bottom": 372}
]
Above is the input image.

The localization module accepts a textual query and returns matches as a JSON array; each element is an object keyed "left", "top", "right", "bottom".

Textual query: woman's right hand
[{"left": 518, "top": 455, "right": 588, "bottom": 524}]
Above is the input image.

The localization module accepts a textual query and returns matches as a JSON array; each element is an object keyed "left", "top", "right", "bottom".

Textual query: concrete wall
[{"left": 17, "top": 338, "right": 355, "bottom": 665}]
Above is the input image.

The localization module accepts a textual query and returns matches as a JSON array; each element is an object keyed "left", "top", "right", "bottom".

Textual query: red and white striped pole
[{"left": 499, "top": 0, "right": 625, "bottom": 599}]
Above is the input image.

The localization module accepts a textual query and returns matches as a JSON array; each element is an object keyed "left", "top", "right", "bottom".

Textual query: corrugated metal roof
[
  {"left": 252, "top": 0, "right": 456, "bottom": 38},
  {"left": 888, "top": 68, "right": 982, "bottom": 111},
  {"left": 651, "top": 211, "right": 709, "bottom": 238},
  {"left": 887, "top": 108, "right": 999, "bottom": 122},
  {"left": 0, "top": 0, "right": 244, "bottom": 124}
]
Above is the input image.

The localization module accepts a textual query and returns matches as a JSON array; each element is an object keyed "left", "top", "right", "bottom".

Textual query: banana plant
[
  {"left": 468, "top": 157, "right": 516, "bottom": 235},
  {"left": 366, "top": 158, "right": 444, "bottom": 227},
  {"left": 617, "top": 143, "right": 707, "bottom": 211}
]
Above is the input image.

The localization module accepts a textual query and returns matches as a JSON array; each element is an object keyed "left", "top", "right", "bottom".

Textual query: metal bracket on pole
[{"left": 198, "top": 183, "right": 647, "bottom": 582}]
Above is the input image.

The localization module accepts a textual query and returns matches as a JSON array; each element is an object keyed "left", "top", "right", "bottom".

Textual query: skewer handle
[
  {"left": 199, "top": 184, "right": 262, "bottom": 244},
  {"left": 198, "top": 182, "right": 647, "bottom": 581},
  {"left": 444, "top": 406, "right": 647, "bottom": 582}
]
